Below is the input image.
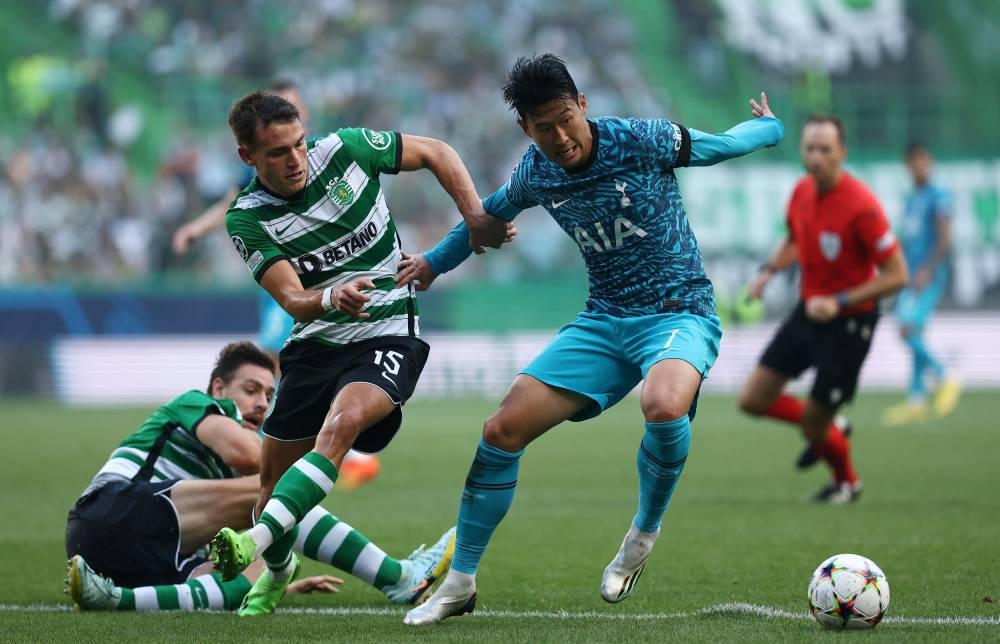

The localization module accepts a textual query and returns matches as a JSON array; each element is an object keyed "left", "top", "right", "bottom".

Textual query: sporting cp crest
[
  {"left": 326, "top": 177, "right": 355, "bottom": 205},
  {"left": 819, "top": 231, "right": 841, "bottom": 261}
]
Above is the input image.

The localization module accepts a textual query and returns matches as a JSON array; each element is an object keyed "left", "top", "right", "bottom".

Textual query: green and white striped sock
[
  {"left": 295, "top": 506, "right": 402, "bottom": 589},
  {"left": 250, "top": 451, "right": 339, "bottom": 553},
  {"left": 116, "top": 573, "right": 252, "bottom": 611}
]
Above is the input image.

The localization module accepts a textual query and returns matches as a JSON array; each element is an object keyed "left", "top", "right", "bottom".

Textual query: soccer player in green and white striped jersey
[
  {"left": 211, "top": 91, "right": 511, "bottom": 616},
  {"left": 65, "top": 342, "right": 456, "bottom": 612}
]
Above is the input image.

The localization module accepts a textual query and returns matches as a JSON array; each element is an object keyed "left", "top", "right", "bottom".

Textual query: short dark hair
[
  {"left": 905, "top": 142, "right": 930, "bottom": 159},
  {"left": 228, "top": 91, "right": 299, "bottom": 148},
  {"left": 502, "top": 53, "right": 579, "bottom": 119},
  {"left": 206, "top": 341, "right": 275, "bottom": 394},
  {"left": 803, "top": 113, "right": 846, "bottom": 145}
]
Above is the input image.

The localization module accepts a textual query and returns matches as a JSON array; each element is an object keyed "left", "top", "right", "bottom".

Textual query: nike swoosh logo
[
  {"left": 274, "top": 221, "right": 295, "bottom": 236},
  {"left": 551, "top": 198, "right": 573, "bottom": 209}
]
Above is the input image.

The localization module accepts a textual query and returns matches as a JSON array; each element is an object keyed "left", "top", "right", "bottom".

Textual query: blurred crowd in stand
[{"left": 1, "top": 0, "right": 662, "bottom": 286}]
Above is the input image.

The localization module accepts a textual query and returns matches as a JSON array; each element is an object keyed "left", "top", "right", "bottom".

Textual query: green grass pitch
[{"left": 1, "top": 392, "right": 998, "bottom": 641}]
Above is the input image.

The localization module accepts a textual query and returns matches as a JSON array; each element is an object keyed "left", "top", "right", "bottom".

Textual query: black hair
[
  {"left": 228, "top": 91, "right": 299, "bottom": 148},
  {"left": 502, "top": 53, "right": 579, "bottom": 119},
  {"left": 206, "top": 341, "right": 276, "bottom": 394},
  {"left": 905, "top": 142, "right": 930, "bottom": 159},
  {"left": 803, "top": 113, "right": 846, "bottom": 145}
]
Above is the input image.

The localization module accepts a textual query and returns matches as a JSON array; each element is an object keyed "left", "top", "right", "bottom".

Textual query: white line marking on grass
[{"left": 4, "top": 602, "right": 998, "bottom": 626}]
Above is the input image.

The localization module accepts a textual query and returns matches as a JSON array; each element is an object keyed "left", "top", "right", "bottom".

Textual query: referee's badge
[{"left": 819, "top": 231, "right": 841, "bottom": 261}]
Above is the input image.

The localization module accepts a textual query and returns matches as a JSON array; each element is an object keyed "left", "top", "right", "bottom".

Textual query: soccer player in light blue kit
[
  {"left": 882, "top": 144, "right": 961, "bottom": 425},
  {"left": 397, "top": 54, "right": 785, "bottom": 625}
]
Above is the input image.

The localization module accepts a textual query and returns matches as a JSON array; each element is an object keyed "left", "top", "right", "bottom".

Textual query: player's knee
[
  {"left": 482, "top": 414, "right": 526, "bottom": 452},
  {"left": 737, "top": 391, "right": 765, "bottom": 416},
  {"left": 316, "top": 412, "right": 366, "bottom": 457},
  {"left": 642, "top": 395, "right": 691, "bottom": 423}
]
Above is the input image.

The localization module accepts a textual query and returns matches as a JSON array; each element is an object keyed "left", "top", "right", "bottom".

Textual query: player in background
[
  {"left": 64, "top": 342, "right": 454, "bottom": 612},
  {"left": 209, "top": 91, "right": 512, "bottom": 616},
  {"left": 172, "top": 79, "right": 379, "bottom": 489},
  {"left": 739, "top": 115, "right": 908, "bottom": 504},
  {"left": 881, "top": 143, "right": 961, "bottom": 426},
  {"left": 395, "top": 54, "right": 785, "bottom": 625}
]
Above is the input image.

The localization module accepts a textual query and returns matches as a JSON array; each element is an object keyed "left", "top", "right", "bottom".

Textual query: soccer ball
[{"left": 807, "top": 553, "right": 890, "bottom": 629}]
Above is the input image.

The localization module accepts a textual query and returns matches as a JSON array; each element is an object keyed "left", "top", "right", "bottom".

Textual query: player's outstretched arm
[
  {"left": 172, "top": 187, "right": 239, "bottom": 255},
  {"left": 259, "top": 260, "right": 375, "bottom": 323},
  {"left": 399, "top": 134, "right": 508, "bottom": 253},
  {"left": 287, "top": 575, "right": 343, "bottom": 595},
  {"left": 396, "top": 220, "right": 517, "bottom": 291},
  {"left": 687, "top": 92, "right": 785, "bottom": 167}
]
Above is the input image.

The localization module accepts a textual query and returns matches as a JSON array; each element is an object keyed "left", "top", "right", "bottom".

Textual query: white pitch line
[{"left": 3, "top": 602, "right": 998, "bottom": 626}]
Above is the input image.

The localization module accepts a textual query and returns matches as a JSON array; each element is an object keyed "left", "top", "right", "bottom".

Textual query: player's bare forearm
[
  {"left": 413, "top": 140, "right": 483, "bottom": 218},
  {"left": 259, "top": 261, "right": 374, "bottom": 323},
  {"left": 399, "top": 134, "right": 506, "bottom": 250},
  {"left": 839, "top": 250, "right": 908, "bottom": 307}
]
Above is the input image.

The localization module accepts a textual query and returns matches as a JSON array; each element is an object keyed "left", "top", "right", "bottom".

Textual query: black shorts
[
  {"left": 264, "top": 336, "right": 430, "bottom": 451},
  {"left": 759, "top": 303, "right": 879, "bottom": 409},
  {"left": 65, "top": 478, "right": 205, "bottom": 587}
]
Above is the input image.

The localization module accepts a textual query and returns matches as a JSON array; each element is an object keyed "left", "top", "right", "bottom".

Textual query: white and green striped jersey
[
  {"left": 90, "top": 390, "right": 244, "bottom": 485},
  {"left": 226, "top": 127, "right": 418, "bottom": 347}
]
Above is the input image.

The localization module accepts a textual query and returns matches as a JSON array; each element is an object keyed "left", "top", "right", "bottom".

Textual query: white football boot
[
  {"left": 601, "top": 525, "right": 660, "bottom": 603},
  {"left": 403, "top": 570, "right": 477, "bottom": 625}
]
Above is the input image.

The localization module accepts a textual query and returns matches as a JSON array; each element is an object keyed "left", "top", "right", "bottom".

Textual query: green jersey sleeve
[
  {"left": 226, "top": 206, "right": 287, "bottom": 282},
  {"left": 336, "top": 128, "right": 401, "bottom": 177},
  {"left": 163, "top": 390, "right": 241, "bottom": 438}
]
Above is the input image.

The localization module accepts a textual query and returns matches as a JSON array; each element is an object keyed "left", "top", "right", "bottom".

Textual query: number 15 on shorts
[{"left": 374, "top": 349, "right": 403, "bottom": 384}]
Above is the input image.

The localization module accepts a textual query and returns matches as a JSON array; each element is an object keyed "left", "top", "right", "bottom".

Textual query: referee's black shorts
[{"left": 759, "top": 302, "right": 879, "bottom": 409}]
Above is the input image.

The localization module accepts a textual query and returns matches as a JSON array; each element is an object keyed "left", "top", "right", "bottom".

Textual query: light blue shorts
[
  {"left": 257, "top": 292, "right": 295, "bottom": 353},
  {"left": 894, "top": 268, "right": 948, "bottom": 331},
  {"left": 520, "top": 311, "right": 722, "bottom": 422}
]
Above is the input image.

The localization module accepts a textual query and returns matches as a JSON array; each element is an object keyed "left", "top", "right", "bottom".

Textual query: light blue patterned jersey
[
  {"left": 426, "top": 115, "right": 784, "bottom": 318},
  {"left": 901, "top": 182, "right": 951, "bottom": 271}
]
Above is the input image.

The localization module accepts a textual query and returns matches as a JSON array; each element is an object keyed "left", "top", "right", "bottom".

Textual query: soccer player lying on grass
[
  {"left": 64, "top": 341, "right": 454, "bottom": 612},
  {"left": 393, "top": 53, "right": 785, "bottom": 625}
]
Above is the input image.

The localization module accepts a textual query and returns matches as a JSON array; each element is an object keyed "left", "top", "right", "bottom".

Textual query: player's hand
[
  {"left": 747, "top": 271, "right": 772, "bottom": 301},
  {"left": 395, "top": 253, "right": 438, "bottom": 291},
  {"left": 805, "top": 295, "right": 839, "bottom": 322},
  {"left": 332, "top": 279, "right": 376, "bottom": 318},
  {"left": 172, "top": 225, "right": 197, "bottom": 255},
  {"left": 750, "top": 91, "right": 775, "bottom": 119},
  {"left": 287, "top": 575, "right": 343, "bottom": 595},
  {"left": 467, "top": 213, "right": 509, "bottom": 254},
  {"left": 501, "top": 221, "right": 518, "bottom": 245}
]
